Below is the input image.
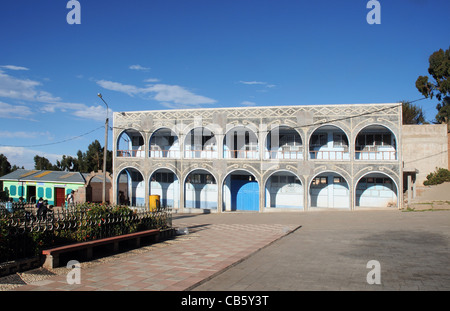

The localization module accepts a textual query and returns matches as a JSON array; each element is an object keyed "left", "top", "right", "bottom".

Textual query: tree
[
  {"left": 415, "top": 47, "right": 450, "bottom": 124},
  {"left": 0, "top": 154, "right": 12, "bottom": 177},
  {"left": 401, "top": 100, "right": 427, "bottom": 124},
  {"left": 34, "top": 155, "right": 59, "bottom": 171},
  {"left": 56, "top": 155, "right": 79, "bottom": 172},
  {"left": 72, "top": 140, "right": 112, "bottom": 173}
]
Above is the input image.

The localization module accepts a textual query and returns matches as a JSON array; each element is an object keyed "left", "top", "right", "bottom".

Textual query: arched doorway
[
  {"left": 223, "top": 170, "right": 259, "bottom": 211},
  {"left": 184, "top": 169, "right": 217, "bottom": 209},
  {"left": 355, "top": 172, "right": 398, "bottom": 208},
  {"left": 309, "top": 172, "right": 349, "bottom": 209},
  {"left": 149, "top": 169, "right": 179, "bottom": 209},
  {"left": 117, "top": 167, "right": 145, "bottom": 207},
  {"left": 265, "top": 171, "right": 303, "bottom": 209}
]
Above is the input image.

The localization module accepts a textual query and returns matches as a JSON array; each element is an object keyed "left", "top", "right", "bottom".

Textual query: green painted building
[{"left": 0, "top": 169, "right": 87, "bottom": 206}]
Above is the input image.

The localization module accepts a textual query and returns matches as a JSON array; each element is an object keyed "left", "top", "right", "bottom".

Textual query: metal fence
[{"left": 0, "top": 202, "right": 172, "bottom": 264}]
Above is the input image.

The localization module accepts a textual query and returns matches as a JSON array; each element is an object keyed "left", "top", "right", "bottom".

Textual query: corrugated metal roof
[{"left": 0, "top": 169, "right": 86, "bottom": 184}]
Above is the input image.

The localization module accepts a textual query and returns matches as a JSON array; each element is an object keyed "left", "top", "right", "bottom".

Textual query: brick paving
[
  {"left": 10, "top": 220, "right": 298, "bottom": 291},
  {"left": 4, "top": 209, "right": 450, "bottom": 291}
]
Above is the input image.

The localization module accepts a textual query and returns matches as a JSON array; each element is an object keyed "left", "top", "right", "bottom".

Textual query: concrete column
[
  {"left": 217, "top": 175, "right": 223, "bottom": 213},
  {"left": 407, "top": 174, "right": 412, "bottom": 206},
  {"left": 259, "top": 177, "right": 265, "bottom": 213},
  {"left": 179, "top": 173, "right": 185, "bottom": 213}
]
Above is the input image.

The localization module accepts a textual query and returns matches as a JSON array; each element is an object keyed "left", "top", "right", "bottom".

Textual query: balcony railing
[
  {"left": 117, "top": 149, "right": 145, "bottom": 157},
  {"left": 184, "top": 149, "right": 218, "bottom": 159},
  {"left": 223, "top": 149, "right": 260, "bottom": 159},
  {"left": 355, "top": 150, "right": 397, "bottom": 160},
  {"left": 149, "top": 149, "right": 180, "bottom": 158},
  {"left": 309, "top": 150, "right": 350, "bottom": 160},
  {"left": 265, "top": 150, "right": 303, "bottom": 160}
]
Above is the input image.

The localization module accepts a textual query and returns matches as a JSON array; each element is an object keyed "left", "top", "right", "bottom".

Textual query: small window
[{"left": 334, "top": 177, "right": 344, "bottom": 184}]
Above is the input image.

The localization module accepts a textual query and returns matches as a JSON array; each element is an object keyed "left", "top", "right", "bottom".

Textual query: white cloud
[
  {"left": 241, "top": 101, "right": 256, "bottom": 106},
  {"left": 0, "top": 101, "right": 34, "bottom": 119},
  {"left": 129, "top": 64, "right": 150, "bottom": 71},
  {"left": 1, "top": 65, "right": 29, "bottom": 71},
  {"left": 72, "top": 105, "right": 111, "bottom": 122},
  {"left": 239, "top": 80, "right": 276, "bottom": 88},
  {"left": 97, "top": 79, "right": 141, "bottom": 96},
  {"left": 0, "top": 146, "right": 63, "bottom": 170},
  {"left": 0, "top": 71, "right": 41, "bottom": 101},
  {"left": 0, "top": 130, "right": 52, "bottom": 139},
  {"left": 0, "top": 71, "right": 113, "bottom": 121},
  {"left": 147, "top": 84, "right": 216, "bottom": 105},
  {"left": 143, "top": 78, "right": 160, "bottom": 83},
  {"left": 97, "top": 79, "right": 217, "bottom": 107}
]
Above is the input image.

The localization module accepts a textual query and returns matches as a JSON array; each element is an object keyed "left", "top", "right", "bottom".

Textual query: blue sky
[{"left": 0, "top": 0, "right": 449, "bottom": 169}]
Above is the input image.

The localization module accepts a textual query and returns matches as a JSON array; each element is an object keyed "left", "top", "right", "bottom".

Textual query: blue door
[{"left": 231, "top": 179, "right": 259, "bottom": 211}]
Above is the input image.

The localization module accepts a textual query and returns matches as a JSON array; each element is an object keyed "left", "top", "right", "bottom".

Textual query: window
[
  {"left": 356, "top": 133, "right": 394, "bottom": 148},
  {"left": 152, "top": 172, "right": 175, "bottom": 183},
  {"left": 333, "top": 133, "right": 348, "bottom": 147},
  {"left": 333, "top": 177, "right": 345, "bottom": 184},
  {"left": 312, "top": 177, "right": 328, "bottom": 186},
  {"left": 187, "top": 174, "right": 215, "bottom": 184},
  {"left": 311, "top": 134, "right": 327, "bottom": 147}
]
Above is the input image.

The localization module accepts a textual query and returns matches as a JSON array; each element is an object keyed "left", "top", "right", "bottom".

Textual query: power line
[{"left": 0, "top": 125, "right": 104, "bottom": 148}]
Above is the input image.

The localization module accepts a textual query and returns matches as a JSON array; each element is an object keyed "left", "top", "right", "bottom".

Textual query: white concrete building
[{"left": 112, "top": 103, "right": 403, "bottom": 212}]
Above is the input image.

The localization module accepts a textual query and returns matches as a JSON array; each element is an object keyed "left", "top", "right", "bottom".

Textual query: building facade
[
  {"left": 0, "top": 170, "right": 113, "bottom": 206},
  {"left": 112, "top": 103, "right": 403, "bottom": 212},
  {"left": 0, "top": 170, "right": 87, "bottom": 206}
]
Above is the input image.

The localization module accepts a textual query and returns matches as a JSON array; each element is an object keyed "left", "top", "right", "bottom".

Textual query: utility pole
[{"left": 97, "top": 93, "right": 109, "bottom": 204}]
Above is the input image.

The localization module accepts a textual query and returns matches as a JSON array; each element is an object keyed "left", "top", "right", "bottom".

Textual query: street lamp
[{"left": 97, "top": 93, "right": 109, "bottom": 204}]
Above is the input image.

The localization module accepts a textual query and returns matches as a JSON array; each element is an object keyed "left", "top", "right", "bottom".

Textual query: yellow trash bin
[{"left": 149, "top": 195, "right": 160, "bottom": 211}]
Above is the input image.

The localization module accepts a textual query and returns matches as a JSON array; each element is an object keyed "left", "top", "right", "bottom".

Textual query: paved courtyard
[{"left": 2, "top": 209, "right": 450, "bottom": 291}]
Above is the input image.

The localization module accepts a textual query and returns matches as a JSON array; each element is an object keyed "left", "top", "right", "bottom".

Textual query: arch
[
  {"left": 355, "top": 171, "right": 398, "bottom": 208},
  {"left": 84, "top": 171, "right": 113, "bottom": 203},
  {"left": 264, "top": 125, "right": 303, "bottom": 160},
  {"left": 149, "top": 168, "right": 180, "bottom": 209},
  {"left": 264, "top": 170, "right": 304, "bottom": 209},
  {"left": 354, "top": 124, "right": 397, "bottom": 161},
  {"left": 309, "top": 171, "right": 350, "bottom": 209},
  {"left": 116, "top": 167, "right": 145, "bottom": 207},
  {"left": 184, "top": 126, "right": 217, "bottom": 159},
  {"left": 223, "top": 126, "right": 259, "bottom": 159},
  {"left": 149, "top": 127, "right": 180, "bottom": 158},
  {"left": 116, "top": 128, "right": 145, "bottom": 158},
  {"left": 222, "top": 169, "right": 259, "bottom": 211},
  {"left": 184, "top": 168, "right": 218, "bottom": 209},
  {"left": 309, "top": 124, "right": 350, "bottom": 160}
]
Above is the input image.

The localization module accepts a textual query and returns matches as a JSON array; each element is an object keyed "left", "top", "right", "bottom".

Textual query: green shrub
[{"left": 424, "top": 168, "right": 450, "bottom": 186}]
